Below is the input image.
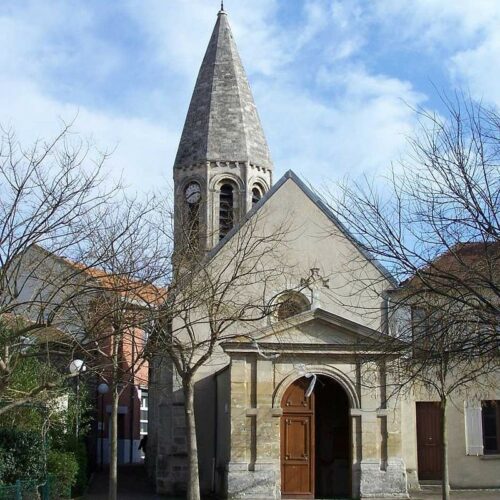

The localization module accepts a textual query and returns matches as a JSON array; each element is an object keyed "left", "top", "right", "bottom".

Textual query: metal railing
[{"left": 0, "top": 475, "right": 70, "bottom": 500}]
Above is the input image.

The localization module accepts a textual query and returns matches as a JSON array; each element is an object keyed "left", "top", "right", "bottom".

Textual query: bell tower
[{"left": 173, "top": 6, "right": 273, "bottom": 257}]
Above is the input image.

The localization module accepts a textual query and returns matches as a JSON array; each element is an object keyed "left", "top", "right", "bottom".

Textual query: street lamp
[
  {"left": 69, "top": 359, "right": 87, "bottom": 438},
  {"left": 97, "top": 382, "right": 109, "bottom": 469}
]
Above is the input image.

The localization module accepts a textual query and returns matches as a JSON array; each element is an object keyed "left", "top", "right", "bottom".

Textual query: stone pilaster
[
  {"left": 227, "top": 356, "right": 279, "bottom": 499},
  {"left": 354, "top": 361, "right": 408, "bottom": 497}
]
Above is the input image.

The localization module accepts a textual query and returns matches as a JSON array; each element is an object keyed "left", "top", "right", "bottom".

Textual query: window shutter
[
  {"left": 464, "top": 401, "right": 484, "bottom": 455},
  {"left": 387, "top": 301, "right": 412, "bottom": 340}
]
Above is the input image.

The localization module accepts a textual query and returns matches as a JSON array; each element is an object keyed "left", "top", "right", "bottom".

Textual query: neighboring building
[
  {"left": 391, "top": 242, "right": 500, "bottom": 492},
  {"left": 148, "top": 6, "right": 499, "bottom": 499},
  {"left": 6, "top": 245, "right": 156, "bottom": 467},
  {"left": 73, "top": 263, "right": 155, "bottom": 467},
  {"left": 95, "top": 328, "right": 149, "bottom": 466}
]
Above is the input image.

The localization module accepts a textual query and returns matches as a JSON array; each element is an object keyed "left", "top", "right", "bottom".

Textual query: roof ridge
[
  {"left": 226, "top": 19, "right": 251, "bottom": 161},
  {"left": 206, "top": 170, "right": 396, "bottom": 285}
]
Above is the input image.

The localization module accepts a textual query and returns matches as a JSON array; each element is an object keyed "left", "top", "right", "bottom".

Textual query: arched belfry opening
[
  {"left": 281, "top": 375, "right": 351, "bottom": 499},
  {"left": 219, "top": 182, "right": 235, "bottom": 240},
  {"left": 184, "top": 181, "right": 202, "bottom": 251}
]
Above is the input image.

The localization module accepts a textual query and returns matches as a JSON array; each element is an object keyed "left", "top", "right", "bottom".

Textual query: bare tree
[
  {"left": 148, "top": 208, "right": 294, "bottom": 500},
  {"left": 0, "top": 124, "right": 118, "bottom": 415},
  {"left": 69, "top": 197, "right": 170, "bottom": 500},
  {"left": 324, "top": 94, "right": 499, "bottom": 499}
]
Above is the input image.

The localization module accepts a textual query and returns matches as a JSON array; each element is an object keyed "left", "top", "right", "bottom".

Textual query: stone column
[{"left": 351, "top": 411, "right": 363, "bottom": 499}]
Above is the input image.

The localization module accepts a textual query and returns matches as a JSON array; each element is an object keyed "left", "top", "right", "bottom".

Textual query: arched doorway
[{"left": 281, "top": 375, "right": 351, "bottom": 499}]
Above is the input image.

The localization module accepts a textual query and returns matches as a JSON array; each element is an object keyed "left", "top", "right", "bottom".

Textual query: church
[{"left": 148, "top": 6, "right": 500, "bottom": 499}]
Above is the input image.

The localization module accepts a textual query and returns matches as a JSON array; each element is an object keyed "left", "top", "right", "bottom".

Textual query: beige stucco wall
[
  {"left": 153, "top": 175, "right": 396, "bottom": 496},
  {"left": 401, "top": 383, "right": 500, "bottom": 490}
]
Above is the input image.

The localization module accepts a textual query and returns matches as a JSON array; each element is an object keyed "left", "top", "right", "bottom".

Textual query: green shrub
[
  {"left": 0, "top": 447, "right": 15, "bottom": 484},
  {"left": 69, "top": 439, "right": 88, "bottom": 495},
  {"left": 52, "top": 436, "right": 88, "bottom": 495},
  {"left": 47, "top": 450, "right": 78, "bottom": 497},
  {"left": 0, "top": 428, "right": 45, "bottom": 483}
]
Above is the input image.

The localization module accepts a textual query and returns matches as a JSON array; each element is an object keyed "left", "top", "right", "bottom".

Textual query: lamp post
[
  {"left": 97, "top": 382, "right": 109, "bottom": 469},
  {"left": 69, "top": 359, "right": 87, "bottom": 438}
]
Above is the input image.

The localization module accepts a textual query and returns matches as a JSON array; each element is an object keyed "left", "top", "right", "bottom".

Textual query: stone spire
[{"left": 174, "top": 9, "right": 273, "bottom": 171}]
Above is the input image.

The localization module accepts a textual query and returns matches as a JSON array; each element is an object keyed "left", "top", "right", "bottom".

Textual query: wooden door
[
  {"left": 416, "top": 402, "right": 443, "bottom": 480},
  {"left": 281, "top": 378, "right": 315, "bottom": 498}
]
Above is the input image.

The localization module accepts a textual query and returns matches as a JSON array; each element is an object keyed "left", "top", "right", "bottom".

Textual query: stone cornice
[{"left": 221, "top": 341, "right": 387, "bottom": 356}]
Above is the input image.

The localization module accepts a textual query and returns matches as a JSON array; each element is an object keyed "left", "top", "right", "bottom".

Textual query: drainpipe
[
  {"left": 212, "top": 373, "right": 218, "bottom": 494},
  {"left": 129, "top": 384, "right": 135, "bottom": 464},
  {"left": 129, "top": 336, "right": 136, "bottom": 465}
]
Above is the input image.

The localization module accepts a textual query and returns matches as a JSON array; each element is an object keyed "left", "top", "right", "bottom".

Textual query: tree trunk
[
  {"left": 109, "top": 381, "right": 119, "bottom": 500},
  {"left": 441, "top": 397, "right": 450, "bottom": 500},
  {"left": 184, "top": 378, "right": 201, "bottom": 500}
]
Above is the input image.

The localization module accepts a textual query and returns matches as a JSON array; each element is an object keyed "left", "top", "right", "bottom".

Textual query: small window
[
  {"left": 482, "top": 401, "right": 500, "bottom": 454},
  {"left": 275, "top": 291, "right": 310, "bottom": 321},
  {"left": 219, "top": 183, "right": 234, "bottom": 240},
  {"left": 184, "top": 182, "right": 201, "bottom": 250},
  {"left": 252, "top": 186, "right": 263, "bottom": 205}
]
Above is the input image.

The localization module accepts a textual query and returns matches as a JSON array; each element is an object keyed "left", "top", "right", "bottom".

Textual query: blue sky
[{"left": 1, "top": 0, "right": 499, "bottom": 193}]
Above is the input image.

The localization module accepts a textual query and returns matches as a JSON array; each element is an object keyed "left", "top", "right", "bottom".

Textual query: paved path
[
  {"left": 84, "top": 470, "right": 499, "bottom": 500},
  {"left": 410, "top": 487, "right": 500, "bottom": 499},
  {"left": 83, "top": 465, "right": 169, "bottom": 500}
]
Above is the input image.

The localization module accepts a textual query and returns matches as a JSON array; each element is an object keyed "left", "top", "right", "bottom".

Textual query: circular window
[{"left": 275, "top": 291, "right": 310, "bottom": 321}]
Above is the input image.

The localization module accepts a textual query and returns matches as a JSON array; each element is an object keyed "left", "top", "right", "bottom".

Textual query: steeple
[
  {"left": 173, "top": 9, "right": 273, "bottom": 256},
  {"left": 174, "top": 9, "right": 273, "bottom": 171}
]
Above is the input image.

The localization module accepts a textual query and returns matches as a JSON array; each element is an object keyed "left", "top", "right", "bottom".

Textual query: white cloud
[
  {"left": 0, "top": 0, "right": 175, "bottom": 194},
  {"left": 126, "top": 0, "right": 287, "bottom": 78},
  {"left": 0, "top": 76, "right": 173, "bottom": 193},
  {"left": 0, "top": 0, "right": 424, "bottom": 192},
  {"left": 1, "top": 0, "right": 496, "bottom": 199},
  {"left": 449, "top": 34, "right": 500, "bottom": 106},
  {"left": 257, "top": 66, "right": 424, "bottom": 184},
  {"left": 369, "top": 0, "right": 500, "bottom": 107}
]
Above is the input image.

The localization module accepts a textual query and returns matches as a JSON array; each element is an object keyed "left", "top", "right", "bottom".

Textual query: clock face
[{"left": 185, "top": 182, "right": 201, "bottom": 204}]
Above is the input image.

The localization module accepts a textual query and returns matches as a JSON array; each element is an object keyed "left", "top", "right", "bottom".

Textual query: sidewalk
[
  {"left": 84, "top": 465, "right": 166, "bottom": 500},
  {"left": 83, "top": 470, "right": 499, "bottom": 500},
  {"left": 410, "top": 486, "right": 500, "bottom": 499}
]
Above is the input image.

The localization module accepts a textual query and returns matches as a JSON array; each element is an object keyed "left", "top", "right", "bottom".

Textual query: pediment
[{"left": 223, "top": 308, "right": 389, "bottom": 355}]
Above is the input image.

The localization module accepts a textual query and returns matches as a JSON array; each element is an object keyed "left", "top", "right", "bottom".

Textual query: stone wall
[{"left": 147, "top": 353, "right": 189, "bottom": 496}]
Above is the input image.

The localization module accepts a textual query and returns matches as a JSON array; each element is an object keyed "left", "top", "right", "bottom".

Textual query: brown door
[
  {"left": 281, "top": 377, "right": 315, "bottom": 498},
  {"left": 416, "top": 402, "right": 443, "bottom": 480}
]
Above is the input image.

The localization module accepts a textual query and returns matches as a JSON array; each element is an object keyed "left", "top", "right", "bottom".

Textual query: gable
[
  {"left": 210, "top": 170, "right": 393, "bottom": 283},
  {"left": 208, "top": 171, "right": 393, "bottom": 331}
]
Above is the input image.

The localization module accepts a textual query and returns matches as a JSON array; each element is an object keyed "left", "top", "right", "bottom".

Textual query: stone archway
[
  {"left": 273, "top": 365, "right": 360, "bottom": 411},
  {"left": 314, "top": 375, "right": 350, "bottom": 498},
  {"left": 279, "top": 374, "right": 353, "bottom": 499}
]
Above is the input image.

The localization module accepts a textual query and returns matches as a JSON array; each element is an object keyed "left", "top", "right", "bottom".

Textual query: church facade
[{"left": 148, "top": 7, "right": 500, "bottom": 499}]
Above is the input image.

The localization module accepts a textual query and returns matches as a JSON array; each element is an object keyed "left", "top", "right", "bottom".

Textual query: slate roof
[
  {"left": 401, "top": 241, "right": 500, "bottom": 289},
  {"left": 174, "top": 9, "right": 273, "bottom": 170}
]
